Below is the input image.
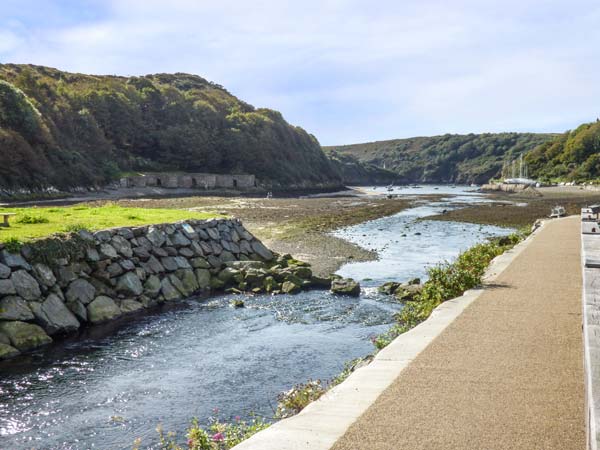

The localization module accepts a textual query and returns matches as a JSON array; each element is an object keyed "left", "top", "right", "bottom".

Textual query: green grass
[{"left": 0, "top": 204, "right": 219, "bottom": 243}]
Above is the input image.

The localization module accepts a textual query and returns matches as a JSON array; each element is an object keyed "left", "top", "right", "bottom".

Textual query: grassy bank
[{"left": 0, "top": 204, "right": 217, "bottom": 244}]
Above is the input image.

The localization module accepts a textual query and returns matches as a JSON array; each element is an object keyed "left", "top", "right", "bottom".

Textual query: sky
[{"left": 0, "top": 0, "right": 599, "bottom": 145}]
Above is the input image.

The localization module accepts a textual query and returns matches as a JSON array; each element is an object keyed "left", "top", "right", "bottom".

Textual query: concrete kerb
[{"left": 233, "top": 220, "right": 548, "bottom": 450}]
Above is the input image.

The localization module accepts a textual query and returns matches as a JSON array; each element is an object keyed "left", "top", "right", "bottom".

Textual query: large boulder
[
  {"left": 378, "top": 281, "right": 401, "bottom": 296},
  {"left": 10, "top": 270, "right": 41, "bottom": 301},
  {"left": 251, "top": 241, "right": 274, "bottom": 261},
  {"left": 120, "top": 299, "right": 144, "bottom": 314},
  {"left": 33, "top": 263, "right": 57, "bottom": 287},
  {"left": 0, "top": 263, "right": 11, "bottom": 279},
  {"left": 195, "top": 269, "right": 211, "bottom": 289},
  {"left": 281, "top": 279, "right": 302, "bottom": 294},
  {"left": 0, "top": 342, "right": 20, "bottom": 360},
  {"left": 116, "top": 272, "right": 143, "bottom": 296},
  {"left": 160, "top": 278, "right": 181, "bottom": 301},
  {"left": 0, "top": 321, "right": 52, "bottom": 351},
  {"left": 66, "top": 279, "right": 96, "bottom": 305},
  {"left": 29, "top": 294, "right": 80, "bottom": 335},
  {"left": 143, "top": 275, "right": 162, "bottom": 298},
  {"left": 331, "top": 278, "right": 361, "bottom": 297},
  {"left": 0, "top": 296, "right": 34, "bottom": 321},
  {"left": 0, "top": 279, "right": 16, "bottom": 296},
  {"left": 87, "top": 296, "right": 121, "bottom": 324},
  {"left": 0, "top": 251, "right": 31, "bottom": 270},
  {"left": 394, "top": 284, "right": 423, "bottom": 302}
]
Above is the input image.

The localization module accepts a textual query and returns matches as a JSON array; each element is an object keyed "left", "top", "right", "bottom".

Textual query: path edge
[{"left": 233, "top": 221, "right": 547, "bottom": 450}]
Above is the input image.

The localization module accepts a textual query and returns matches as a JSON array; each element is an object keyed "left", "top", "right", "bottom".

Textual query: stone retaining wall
[{"left": 0, "top": 218, "right": 276, "bottom": 360}]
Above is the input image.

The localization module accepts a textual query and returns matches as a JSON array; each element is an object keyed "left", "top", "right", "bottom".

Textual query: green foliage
[
  {"left": 374, "top": 233, "right": 525, "bottom": 349},
  {"left": 151, "top": 415, "right": 270, "bottom": 450},
  {"left": 326, "top": 133, "right": 554, "bottom": 184},
  {"left": 275, "top": 380, "right": 327, "bottom": 418},
  {"left": 3, "top": 237, "right": 23, "bottom": 253},
  {"left": 15, "top": 214, "right": 49, "bottom": 224},
  {"left": 525, "top": 120, "right": 600, "bottom": 182},
  {"left": 0, "top": 64, "right": 341, "bottom": 192}
]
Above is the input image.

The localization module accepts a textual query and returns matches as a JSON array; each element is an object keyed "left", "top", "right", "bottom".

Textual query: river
[{"left": 0, "top": 186, "right": 510, "bottom": 449}]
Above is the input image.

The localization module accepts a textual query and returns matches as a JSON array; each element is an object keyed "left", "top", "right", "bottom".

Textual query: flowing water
[{"left": 0, "top": 186, "right": 511, "bottom": 450}]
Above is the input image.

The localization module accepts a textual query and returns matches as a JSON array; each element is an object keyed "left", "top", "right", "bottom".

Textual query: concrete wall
[{"left": 119, "top": 173, "right": 256, "bottom": 190}]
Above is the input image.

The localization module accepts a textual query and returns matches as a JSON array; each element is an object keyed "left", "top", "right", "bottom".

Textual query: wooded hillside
[{"left": 0, "top": 64, "right": 342, "bottom": 191}]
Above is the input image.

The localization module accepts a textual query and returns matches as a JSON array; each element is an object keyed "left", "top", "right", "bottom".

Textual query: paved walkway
[{"left": 332, "top": 217, "right": 585, "bottom": 450}]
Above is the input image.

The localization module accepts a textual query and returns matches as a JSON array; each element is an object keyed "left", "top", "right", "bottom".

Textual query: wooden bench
[{"left": 1, "top": 213, "right": 16, "bottom": 227}]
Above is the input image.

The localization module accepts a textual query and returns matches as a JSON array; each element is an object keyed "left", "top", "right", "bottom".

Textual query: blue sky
[{"left": 0, "top": 0, "right": 599, "bottom": 145}]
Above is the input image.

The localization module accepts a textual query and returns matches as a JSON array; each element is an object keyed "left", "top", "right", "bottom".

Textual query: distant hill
[
  {"left": 325, "top": 133, "right": 555, "bottom": 184},
  {"left": 0, "top": 64, "right": 342, "bottom": 192},
  {"left": 525, "top": 121, "right": 600, "bottom": 182}
]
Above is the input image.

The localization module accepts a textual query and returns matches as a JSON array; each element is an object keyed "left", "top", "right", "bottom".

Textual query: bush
[
  {"left": 275, "top": 380, "right": 327, "bottom": 418},
  {"left": 16, "top": 214, "right": 49, "bottom": 224}
]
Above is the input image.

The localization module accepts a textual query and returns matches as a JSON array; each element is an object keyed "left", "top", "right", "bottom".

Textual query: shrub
[
  {"left": 15, "top": 214, "right": 49, "bottom": 224},
  {"left": 63, "top": 223, "right": 90, "bottom": 233},
  {"left": 275, "top": 380, "right": 326, "bottom": 418},
  {"left": 3, "top": 237, "right": 23, "bottom": 253}
]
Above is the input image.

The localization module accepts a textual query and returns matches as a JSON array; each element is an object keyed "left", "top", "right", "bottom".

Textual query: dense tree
[{"left": 0, "top": 64, "right": 341, "bottom": 192}]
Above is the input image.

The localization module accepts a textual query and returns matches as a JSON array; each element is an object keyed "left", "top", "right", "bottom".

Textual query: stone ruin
[{"left": 119, "top": 173, "right": 257, "bottom": 190}]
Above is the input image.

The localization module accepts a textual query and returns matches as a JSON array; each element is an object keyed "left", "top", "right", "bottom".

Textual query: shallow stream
[{"left": 0, "top": 186, "right": 510, "bottom": 449}]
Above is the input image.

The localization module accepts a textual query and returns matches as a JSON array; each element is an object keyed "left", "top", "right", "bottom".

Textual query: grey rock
[
  {"left": 66, "top": 279, "right": 96, "bottom": 305},
  {"left": 225, "top": 261, "right": 266, "bottom": 270},
  {"left": 171, "top": 232, "right": 191, "bottom": 247},
  {"left": 174, "top": 256, "right": 192, "bottom": 270},
  {"left": 143, "top": 275, "right": 162, "bottom": 298},
  {"left": 147, "top": 227, "right": 166, "bottom": 247},
  {"left": 168, "top": 274, "right": 189, "bottom": 296},
  {"left": 11, "top": 270, "right": 41, "bottom": 301},
  {"left": 0, "top": 343, "right": 20, "bottom": 360},
  {"left": 191, "top": 257, "right": 210, "bottom": 269},
  {"left": 107, "top": 262, "right": 124, "bottom": 277},
  {"left": 190, "top": 241, "right": 205, "bottom": 257},
  {"left": 178, "top": 247, "right": 194, "bottom": 258},
  {"left": 161, "top": 257, "right": 178, "bottom": 272},
  {"left": 207, "top": 255, "right": 222, "bottom": 269},
  {"left": 66, "top": 299, "right": 87, "bottom": 322},
  {"left": 210, "top": 241, "right": 223, "bottom": 255},
  {"left": 330, "top": 278, "right": 361, "bottom": 297},
  {"left": 141, "top": 255, "right": 164, "bottom": 274},
  {"left": 87, "top": 296, "right": 121, "bottom": 324},
  {"left": 116, "top": 272, "right": 143, "bottom": 296},
  {"left": 175, "top": 269, "right": 199, "bottom": 295},
  {"left": 0, "top": 321, "right": 52, "bottom": 351},
  {"left": 56, "top": 265, "right": 77, "bottom": 287},
  {"left": 93, "top": 230, "right": 113, "bottom": 242},
  {"left": 120, "top": 299, "right": 144, "bottom": 314},
  {"left": 0, "top": 296, "right": 34, "bottom": 321},
  {"left": 120, "top": 260, "right": 136, "bottom": 272},
  {"left": 0, "top": 263, "right": 11, "bottom": 279},
  {"left": 160, "top": 278, "right": 181, "bottom": 301},
  {"left": 33, "top": 263, "right": 57, "bottom": 287},
  {"left": 231, "top": 229, "right": 241, "bottom": 243},
  {"left": 199, "top": 241, "right": 213, "bottom": 254},
  {"left": 195, "top": 269, "right": 211, "bottom": 288},
  {"left": 132, "top": 247, "right": 151, "bottom": 260},
  {"left": 219, "top": 251, "right": 236, "bottom": 263},
  {"left": 281, "top": 280, "right": 301, "bottom": 294},
  {"left": 251, "top": 241, "right": 274, "bottom": 261},
  {"left": 0, "top": 279, "right": 16, "bottom": 295},
  {"left": 207, "top": 228, "right": 220, "bottom": 240},
  {"left": 111, "top": 235, "right": 133, "bottom": 258},
  {"left": 136, "top": 236, "right": 153, "bottom": 250},
  {"left": 152, "top": 247, "right": 168, "bottom": 258},
  {"left": 164, "top": 247, "right": 178, "bottom": 256},
  {"left": 196, "top": 229, "right": 209, "bottom": 240},
  {"left": 239, "top": 240, "right": 252, "bottom": 254},
  {"left": 117, "top": 227, "right": 134, "bottom": 240},
  {"left": 77, "top": 229, "right": 95, "bottom": 242},
  {"left": 0, "top": 251, "right": 31, "bottom": 270},
  {"left": 98, "top": 243, "right": 118, "bottom": 260},
  {"left": 30, "top": 294, "right": 80, "bottom": 335}
]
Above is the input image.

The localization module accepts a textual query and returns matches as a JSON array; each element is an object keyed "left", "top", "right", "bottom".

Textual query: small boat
[{"left": 550, "top": 205, "right": 566, "bottom": 218}]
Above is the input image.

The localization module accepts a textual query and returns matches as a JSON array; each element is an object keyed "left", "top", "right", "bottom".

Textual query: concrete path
[{"left": 332, "top": 216, "right": 585, "bottom": 450}]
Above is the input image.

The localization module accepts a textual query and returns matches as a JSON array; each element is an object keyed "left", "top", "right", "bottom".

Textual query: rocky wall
[{"left": 0, "top": 219, "right": 281, "bottom": 360}]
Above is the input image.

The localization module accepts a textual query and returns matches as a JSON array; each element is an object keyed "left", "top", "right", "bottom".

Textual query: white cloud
[{"left": 0, "top": 0, "right": 599, "bottom": 144}]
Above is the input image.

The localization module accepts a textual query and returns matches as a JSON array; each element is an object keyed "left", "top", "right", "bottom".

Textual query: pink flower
[
  {"left": 212, "top": 432, "right": 224, "bottom": 442},
  {"left": 235, "top": 416, "right": 241, "bottom": 422},
  {"left": 187, "top": 439, "right": 194, "bottom": 448}
]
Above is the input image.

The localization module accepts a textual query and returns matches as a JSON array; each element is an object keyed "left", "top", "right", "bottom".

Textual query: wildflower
[
  {"left": 212, "top": 432, "right": 224, "bottom": 442},
  {"left": 235, "top": 415, "right": 241, "bottom": 422}
]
